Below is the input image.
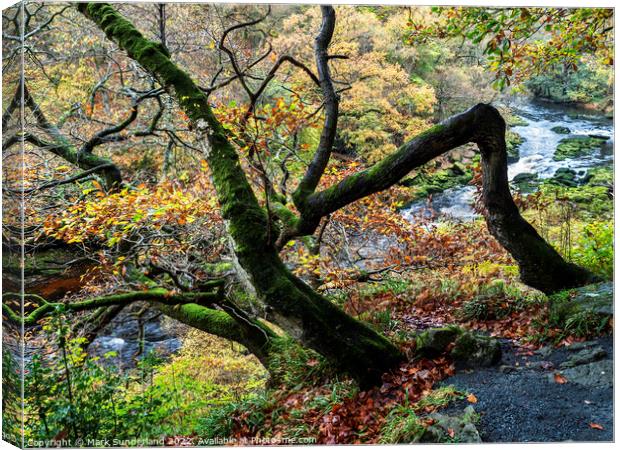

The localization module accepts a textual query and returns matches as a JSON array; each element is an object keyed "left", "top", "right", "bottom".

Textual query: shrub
[{"left": 572, "top": 221, "right": 613, "bottom": 279}]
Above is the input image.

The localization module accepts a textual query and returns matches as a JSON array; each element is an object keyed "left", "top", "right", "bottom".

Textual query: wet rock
[
  {"left": 511, "top": 172, "right": 539, "bottom": 193},
  {"left": 89, "top": 304, "right": 186, "bottom": 369},
  {"left": 451, "top": 332, "right": 502, "bottom": 368},
  {"left": 506, "top": 130, "right": 524, "bottom": 163},
  {"left": 421, "top": 406, "right": 481, "bottom": 443},
  {"left": 400, "top": 163, "right": 474, "bottom": 200},
  {"left": 553, "top": 136, "right": 608, "bottom": 161},
  {"left": 551, "top": 168, "right": 579, "bottom": 187},
  {"left": 560, "top": 346, "right": 606, "bottom": 369},
  {"left": 588, "top": 133, "right": 611, "bottom": 140},
  {"left": 559, "top": 360, "right": 613, "bottom": 388},
  {"left": 550, "top": 126, "right": 571, "bottom": 134}
]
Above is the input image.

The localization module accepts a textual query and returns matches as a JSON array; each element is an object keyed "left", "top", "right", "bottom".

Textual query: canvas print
[{"left": 1, "top": 2, "right": 614, "bottom": 446}]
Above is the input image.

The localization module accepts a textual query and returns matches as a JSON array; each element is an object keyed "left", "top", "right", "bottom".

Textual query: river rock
[
  {"left": 511, "top": 172, "right": 539, "bottom": 193},
  {"left": 588, "top": 133, "right": 610, "bottom": 140},
  {"left": 553, "top": 136, "right": 607, "bottom": 161},
  {"left": 550, "top": 126, "right": 571, "bottom": 134},
  {"left": 89, "top": 304, "right": 186, "bottom": 369},
  {"left": 506, "top": 130, "right": 524, "bottom": 163},
  {"left": 551, "top": 168, "right": 579, "bottom": 187}
]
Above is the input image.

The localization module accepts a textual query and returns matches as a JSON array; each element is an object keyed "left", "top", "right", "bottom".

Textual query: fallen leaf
[
  {"left": 590, "top": 423, "right": 604, "bottom": 430},
  {"left": 466, "top": 393, "right": 478, "bottom": 403},
  {"left": 447, "top": 428, "right": 455, "bottom": 438},
  {"left": 554, "top": 373, "right": 567, "bottom": 384}
]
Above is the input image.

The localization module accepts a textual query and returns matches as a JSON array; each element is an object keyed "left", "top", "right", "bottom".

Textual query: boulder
[
  {"left": 550, "top": 126, "right": 571, "bottom": 134},
  {"left": 571, "top": 282, "right": 613, "bottom": 316},
  {"left": 416, "top": 326, "right": 462, "bottom": 356},
  {"left": 450, "top": 332, "right": 502, "bottom": 368},
  {"left": 511, "top": 172, "right": 539, "bottom": 193},
  {"left": 416, "top": 327, "right": 502, "bottom": 368},
  {"left": 553, "top": 360, "right": 613, "bottom": 389},
  {"left": 421, "top": 406, "right": 481, "bottom": 443}
]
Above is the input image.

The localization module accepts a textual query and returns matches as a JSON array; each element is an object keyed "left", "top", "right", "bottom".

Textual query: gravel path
[{"left": 441, "top": 335, "right": 613, "bottom": 442}]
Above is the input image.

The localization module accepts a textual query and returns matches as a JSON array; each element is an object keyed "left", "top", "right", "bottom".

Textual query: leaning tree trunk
[
  {"left": 289, "top": 104, "right": 599, "bottom": 294},
  {"left": 79, "top": 3, "right": 405, "bottom": 387},
  {"left": 474, "top": 106, "right": 598, "bottom": 293}
]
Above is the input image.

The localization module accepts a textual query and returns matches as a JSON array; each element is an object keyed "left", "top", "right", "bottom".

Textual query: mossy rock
[
  {"left": 571, "top": 282, "right": 613, "bottom": 316},
  {"left": 506, "top": 131, "right": 524, "bottom": 163},
  {"left": 402, "top": 162, "right": 475, "bottom": 200},
  {"left": 553, "top": 136, "right": 608, "bottom": 161},
  {"left": 416, "top": 326, "right": 463, "bottom": 356},
  {"left": 450, "top": 332, "right": 501, "bottom": 368},
  {"left": 550, "top": 168, "right": 579, "bottom": 187},
  {"left": 551, "top": 126, "right": 571, "bottom": 134},
  {"left": 511, "top": 172, "right": 539, "bottom": 193},
  {"left": 538, "top": 166, "right": 612, "bottom": 218},
  {"left": 506, "top": 115, "right": 529, "bottom": 127},
  {"left": 420, "top": 406, "right": 481, "bottom": 443},
  {"left": 548, "top": 282, "right": 613, "bottom": 338}
]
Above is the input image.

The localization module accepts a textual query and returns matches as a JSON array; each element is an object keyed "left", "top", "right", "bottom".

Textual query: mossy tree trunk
[
  {"left": 79, "top": 3, "right": 405, "bottom": 386},
  {"left": 286, "top": 104, "right": 598, "bottom": 294}
]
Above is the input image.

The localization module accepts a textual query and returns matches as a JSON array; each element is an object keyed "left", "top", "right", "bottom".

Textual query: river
[{"left": 402, "top": 100, "right": 614, "bottom": 221}]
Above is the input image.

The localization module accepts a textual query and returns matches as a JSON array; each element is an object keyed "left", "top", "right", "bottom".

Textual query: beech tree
[{"left": 3, "top": 3, "right": 599, "bottom": 386}]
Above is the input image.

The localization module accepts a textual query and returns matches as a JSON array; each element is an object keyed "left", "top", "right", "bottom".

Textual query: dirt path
[{"left": 441, "top": 335, "right": 613, "bottom": 442}]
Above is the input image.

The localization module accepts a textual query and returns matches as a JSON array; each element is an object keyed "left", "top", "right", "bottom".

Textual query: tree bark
[{"left": 155, "top": 303, "right": 279, "bottom": 369}]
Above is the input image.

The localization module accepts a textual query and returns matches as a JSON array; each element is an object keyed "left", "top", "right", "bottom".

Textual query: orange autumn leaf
[
  {"left": 590, "top": 423, "right": 604, "bottom": 430},
  {"left": 554, "top": 373, "right": 567, "bottom": 384},
  {"left": 466, "top": 393, "right": 478, "bottom": 403}
]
